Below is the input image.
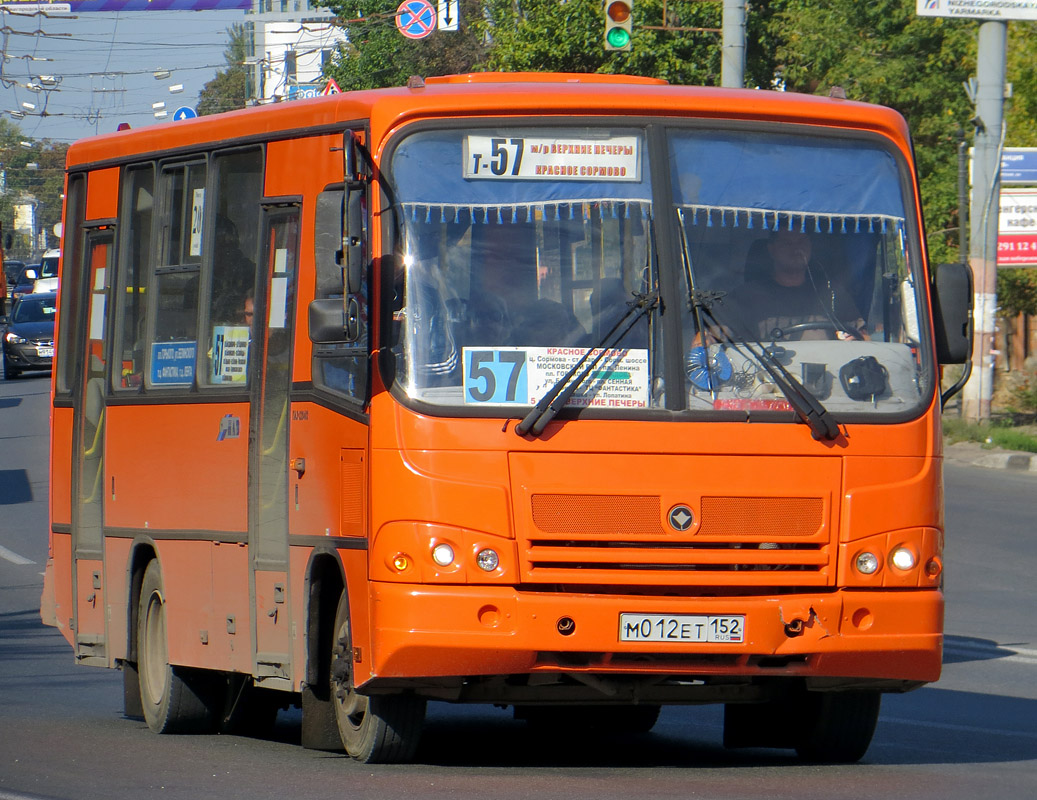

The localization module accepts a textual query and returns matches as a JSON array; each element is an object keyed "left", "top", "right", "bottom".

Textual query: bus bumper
[{"left": 366, "top": 583, "right": 942, "bottom": 688}]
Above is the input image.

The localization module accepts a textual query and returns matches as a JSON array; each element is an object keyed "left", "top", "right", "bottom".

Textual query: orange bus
[{"left": 41, "top": 73, "right": 972, "bottom": 764}]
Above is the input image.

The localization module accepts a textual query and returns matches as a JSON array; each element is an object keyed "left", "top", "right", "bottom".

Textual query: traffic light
[{"left": 604, "top": 0, "right": 633, "bottom": 51}]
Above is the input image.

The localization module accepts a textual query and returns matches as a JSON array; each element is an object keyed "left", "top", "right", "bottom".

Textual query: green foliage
[
  {"left": 997, "top": 268, "right": 1037, "bottom": 317},
  {"left": 943, "top": 415, "right": 1037, "bottom": 451},
  {"left": 1007, "top": 374, "right": 1037, "bottom": 416},
  {"left": 1007, "top": 23, "right": 1037, "bottom": 146},
  {"left": 322, "top": 0, "right": 487, "bottom": 90},
  {"left": 198, "top": 24, "right": 251, "bottom": 116},
  {"left": 482, "top": 0, "right": 722, "bottom": 84}
]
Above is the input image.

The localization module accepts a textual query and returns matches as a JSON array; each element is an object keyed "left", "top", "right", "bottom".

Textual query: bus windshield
[{"left": 389, "top": 123, "right": 932, "bottom": 421}]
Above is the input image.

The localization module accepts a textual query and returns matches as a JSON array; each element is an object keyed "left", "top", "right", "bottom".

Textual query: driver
[{"left": 729, "top": 229, "right": 867, "bottom": 341}]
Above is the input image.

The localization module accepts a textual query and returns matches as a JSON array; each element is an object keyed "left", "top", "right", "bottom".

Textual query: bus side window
[
  {"left": 312, "top": 187, "right": 369, "bottom": 405},
  {"left": 113, "top": 165, "right": 154, "bottom": 391},
  {"left": 145, "top": 159, "right": 206, "bottom": 389},
  {"left": 201, "top": 148, "right": 263, "bottom": 388}
]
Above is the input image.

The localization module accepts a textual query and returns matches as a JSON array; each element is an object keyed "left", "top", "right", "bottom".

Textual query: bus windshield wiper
[
  {"left": 694, "top": 294, "right": 840, "bottom": 442},
  {"left": 515, "top": 290, "right": 660, "bottom": 437}
]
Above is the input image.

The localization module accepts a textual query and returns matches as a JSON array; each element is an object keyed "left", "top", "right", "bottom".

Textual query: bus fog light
[
  {"left": 475, "top": 548, "right": 499, "bottom": 572},
  {"left": 855, "top": 551, "right": 880, "bottom": 575},
  {"left": 431, "top": 543, "right": 455, "bottom": 567},
  {"left": 891, "top": 547, "right": 916, "bottom": 571}
]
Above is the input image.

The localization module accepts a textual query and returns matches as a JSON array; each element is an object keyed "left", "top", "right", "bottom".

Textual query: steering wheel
[{"left": 768, "top": 320, "right": 858, "bottom": 340}]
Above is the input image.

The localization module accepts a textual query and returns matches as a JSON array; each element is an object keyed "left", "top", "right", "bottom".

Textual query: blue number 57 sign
[{"left": 396, "top": 0, "right": 437, "bottom": 39}]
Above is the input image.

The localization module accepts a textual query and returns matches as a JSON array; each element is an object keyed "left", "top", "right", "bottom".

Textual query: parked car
[
  {"left": 33, "top": 249, "right": 60, "bottom": 293},
  {"left": 2, "top": 291, "right": 56, "bottom": 379}
]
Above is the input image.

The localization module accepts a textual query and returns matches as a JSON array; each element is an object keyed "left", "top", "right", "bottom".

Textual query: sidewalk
[{"left": 943, "top": 439, "right": 1037, "bottom": 472}]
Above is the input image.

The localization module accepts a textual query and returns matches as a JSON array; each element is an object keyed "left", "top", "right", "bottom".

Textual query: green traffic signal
[
  {"left": 604, "top": 0, "right": 633, "bottom": 52},
  {"left": 606, "top": 27, "right": 631, "bottom": 49}
]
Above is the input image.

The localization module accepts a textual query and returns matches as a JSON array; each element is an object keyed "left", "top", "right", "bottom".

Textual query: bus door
[
  {"left": 248, "top": 203, "right": 300, "bottom": 687},
  {"left": 71, "top": 228, "right": 113, "bottom": 665}
]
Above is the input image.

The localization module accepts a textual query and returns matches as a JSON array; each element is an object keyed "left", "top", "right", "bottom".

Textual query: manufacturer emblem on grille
[{"left": 668, "top": 505, "right": 694, "bottom": 531}]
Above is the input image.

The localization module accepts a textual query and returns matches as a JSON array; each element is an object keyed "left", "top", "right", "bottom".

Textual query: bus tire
[
  {"left": 329, "top": 589, "right": 425, "bottom": 763},
  {"left": 794, "top": 690, "right": 881, "bottom": 763},
  {"left": 136, "top": 560, "right": 217, "bottom": 734}
]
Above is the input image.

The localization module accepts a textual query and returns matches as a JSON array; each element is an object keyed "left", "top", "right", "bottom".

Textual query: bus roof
[{"left": 65, "top": 73, "right": 911, "bottom": 170}]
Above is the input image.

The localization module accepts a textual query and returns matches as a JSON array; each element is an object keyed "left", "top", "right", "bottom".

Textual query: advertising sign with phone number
[{"left": 462, "top": 346, "right": 649, "bottom": 407}]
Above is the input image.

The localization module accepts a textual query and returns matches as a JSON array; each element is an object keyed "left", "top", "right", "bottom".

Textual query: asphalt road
[{"left": 2, "top": 372, "right": 1036, "bottom": 800}]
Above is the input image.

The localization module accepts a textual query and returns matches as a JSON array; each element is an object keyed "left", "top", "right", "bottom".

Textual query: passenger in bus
[
  {"left": 466, "top": 222, "right": 587, "bottom": 347},
  {"left": 211, "top": 215, "right": 256, "bottom": 324},
  {"left": 727, "top": 229, "right": 867, "bottom": 342}
]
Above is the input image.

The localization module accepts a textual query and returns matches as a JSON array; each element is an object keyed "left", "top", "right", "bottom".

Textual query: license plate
[
  {"left": 37, "top": 347, "right": 54, "bottom": 358},
  {"left": 619, "top": 613, "right": 745, "bottom": 643}
]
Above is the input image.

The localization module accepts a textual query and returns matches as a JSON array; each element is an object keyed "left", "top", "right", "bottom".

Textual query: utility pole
[
  {"left": 721, "top": 0, "right": 745, "bottom": 89},
  {"left": 963, "top": 21, "right": 1007, "bottom": 422}
]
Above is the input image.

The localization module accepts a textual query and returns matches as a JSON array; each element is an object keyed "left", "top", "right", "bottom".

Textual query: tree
[
  {"left": 0, "top": 120, "right": 67, "bottom": 260},
  {"left": 198, "top": 24, "right": 251, "bottom": 116},
  {"left": 997, "top": 23, "right": 1037, "bottom": 319},
  {"left": 482, "top": 0, "right": 723, "bottom": 85},
  {"left": 321, "top": 0, "right": 488, "bottom": 91}
]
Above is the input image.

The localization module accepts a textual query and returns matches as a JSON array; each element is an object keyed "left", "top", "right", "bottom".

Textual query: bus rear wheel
[
  {"left": 136, "top": 560, "right": 216, "bottom": 734},
  {"left": 329, "top": 590, "right": 425, "bottom": 763}
]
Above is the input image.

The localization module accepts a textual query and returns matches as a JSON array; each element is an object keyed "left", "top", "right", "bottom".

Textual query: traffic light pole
[
  {"left": 721, "top": 0, "right": 745, "bottom": 88},
  {"left": 962, "top": 21, "right": 1007, "bottom": 422}
]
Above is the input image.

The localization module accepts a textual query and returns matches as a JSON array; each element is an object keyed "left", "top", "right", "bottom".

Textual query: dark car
[
  {"left": 2, "top": 291, "right": 56, "bottom": 379},
  {"left": 10, "top": 265, "right": 42, "bottom": 305},
  {"left": 4, "top": 259, "right": 26, "bottom": 288}
]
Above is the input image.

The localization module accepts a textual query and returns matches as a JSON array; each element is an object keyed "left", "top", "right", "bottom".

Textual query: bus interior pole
[
  {"left": 963, "top": 20, "right": 1006, "bottom": 423},
  {"left": 721, "top": 0, "right": 746, "bottom": 89}
]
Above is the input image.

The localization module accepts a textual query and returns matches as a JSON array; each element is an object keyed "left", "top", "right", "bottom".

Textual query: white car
[{"left": 32, "top": 249, "right": 60, "bottom": 294}]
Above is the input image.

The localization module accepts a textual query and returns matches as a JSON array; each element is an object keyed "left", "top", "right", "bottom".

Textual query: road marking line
[
  {"left": 945, "top": 640, "right": 1037, "bottom": 664},
  {"left": 946, "top": 640, "right": 1037, "bottom": 658},
  {"left": 0, "top": 544, "right": 35, "bottom": 565}
]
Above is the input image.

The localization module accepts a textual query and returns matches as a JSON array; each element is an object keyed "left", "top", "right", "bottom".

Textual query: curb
[{"left": 971, "top": 451, "right": 1037, "bottom": 472}]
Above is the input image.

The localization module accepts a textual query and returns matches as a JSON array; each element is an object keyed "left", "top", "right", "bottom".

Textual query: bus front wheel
[
  {"left": 794, "top": 690, "right": 881, "bottom": 763},
  {"left": 136, "top": 560, "right": 216, "bottom": 734},
  {"left": 329, "top": 590, "right": 425, "bottom": 763}
]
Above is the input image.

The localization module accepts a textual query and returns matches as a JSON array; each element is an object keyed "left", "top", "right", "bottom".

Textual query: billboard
[
  {"left": 999, "top": 188, "right": 1037, "bottom": 268},
  {"left": 917, "top": 0, "right": 1037, "bottom": 22},
  {"left": 0, "top": 0, "right": 251, "bottom": 10}
]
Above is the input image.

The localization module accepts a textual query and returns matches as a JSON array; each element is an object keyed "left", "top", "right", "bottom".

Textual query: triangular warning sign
[{"left": 321, "top": 79, "right": 342, "bottom": 96}]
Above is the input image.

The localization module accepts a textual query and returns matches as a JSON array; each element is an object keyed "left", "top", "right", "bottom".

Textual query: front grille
[
  {"left": 521, "top": 493, "right": 832, "bottom": 587},
  {"left": 531, "top": 494, "right": 662, "bottom": 534}
]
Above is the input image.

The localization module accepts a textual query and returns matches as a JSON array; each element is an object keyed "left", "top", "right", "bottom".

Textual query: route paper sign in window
[
  {"left": 464, "top": 135, "right": 640, "bottom": 181},
  {"left": 462, "top": 346, "right": 649, "bottom": 407}
]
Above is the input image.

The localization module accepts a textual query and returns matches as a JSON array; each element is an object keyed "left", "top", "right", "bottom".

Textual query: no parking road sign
[{"left": 396, "top": 0, "right": 437, "bottom": 39}]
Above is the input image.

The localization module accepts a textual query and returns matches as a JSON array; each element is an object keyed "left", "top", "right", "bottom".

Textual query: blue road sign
[
  {"left": 396, "top": 0, "right": 437, "bottom": 39},
  {"left": 173, "top": 106, "right": 198, "bottom": 121},
  {"left": 1002, "top": 148, "right": 1037, "bottom": 185}
]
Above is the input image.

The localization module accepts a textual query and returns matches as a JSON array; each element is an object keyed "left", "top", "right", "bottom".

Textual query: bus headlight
[
  {"left": 431, "top": 542, "right": 455, "bottom": 567},
  {"left": 855, "top": 551, "right": 880, "bottom": 575},
  {"left": 475, "top": 548, "right": 499, "bottom": 572},
  {"left": 890, "top": 546, "right": 917, "bottom": 571}
]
